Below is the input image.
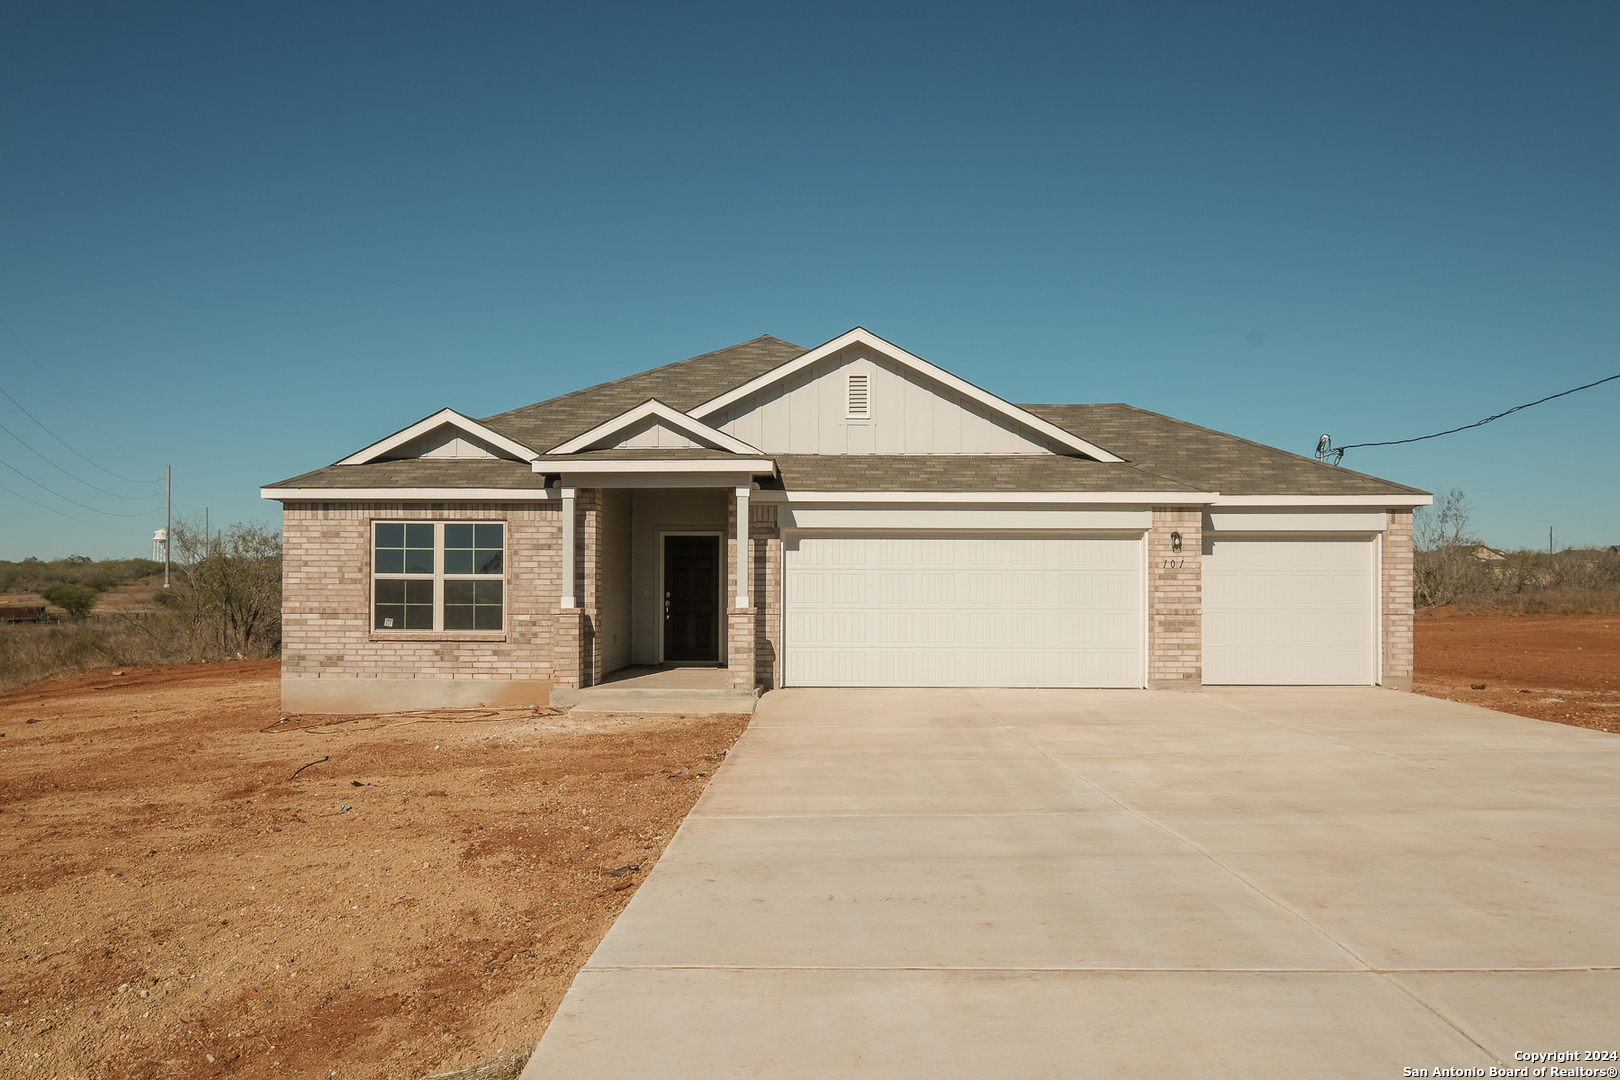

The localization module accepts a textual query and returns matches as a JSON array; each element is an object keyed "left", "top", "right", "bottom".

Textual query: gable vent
[{"left": 846, "top": 372, "right": 871, "bottom": 420}]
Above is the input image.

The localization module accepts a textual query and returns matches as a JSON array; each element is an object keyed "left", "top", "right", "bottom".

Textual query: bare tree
[
  {"left": 1413, "top": 489, "right": 1485, "bottom": 607},
  {"left": 165, "top": 518, "right": 282, "bottom": 658}
]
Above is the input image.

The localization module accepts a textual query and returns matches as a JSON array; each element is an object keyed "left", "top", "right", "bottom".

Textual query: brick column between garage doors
[
  {"left": 1148, "top": 507, "right": 1202, "bottom": 689},
  {"left": 1382, "top": 508, "right": 1415, "bottom": 691}
]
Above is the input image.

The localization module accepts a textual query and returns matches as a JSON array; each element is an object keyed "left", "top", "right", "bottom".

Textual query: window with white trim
[
  {"left": 372, "top": 522, "right": 504, "bottom": 631},
  {"left": 846, "top": 371, "right": 871, "bottom": 419}
]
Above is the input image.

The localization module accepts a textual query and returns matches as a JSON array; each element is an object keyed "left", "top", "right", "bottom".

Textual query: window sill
[{"left": 369, "top": 631, "right": 508, "bottom": 643}]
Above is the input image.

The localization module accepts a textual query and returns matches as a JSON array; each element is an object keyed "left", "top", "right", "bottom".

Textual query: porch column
[
  {"left": 734, "top": 485, "right": 750, "bottom": 608},
  {"left": 560, "top": 487, "right": 577, "bottom": 609}
]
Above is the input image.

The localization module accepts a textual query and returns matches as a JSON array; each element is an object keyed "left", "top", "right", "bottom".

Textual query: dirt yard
[
  {"left": 0, "top": 661, "right": 749, "bottom": 1080},
  {"left": 1414, "top": 609, "right": 1620, "bottom": 733}
]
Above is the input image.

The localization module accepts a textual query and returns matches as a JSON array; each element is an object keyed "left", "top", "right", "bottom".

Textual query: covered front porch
[{"left": 547, "top": 460, "right": 778, "bottom": 699}]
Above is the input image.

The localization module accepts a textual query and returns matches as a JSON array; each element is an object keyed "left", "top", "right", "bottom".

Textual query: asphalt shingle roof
[
  {"left": 264, "top": 337, "right": 1428, "bottom": 500},
  {"left": 1022, "top": 404, "right": 1428, "bottom": 498},
  {"left": 266, "top": 459, "right": 551, "bottom": 490},
  {"left": 773, "top": 456, "right": 1200, "bottom": 493},
  {"left": 482, "top": 336, "right": 807, "bottom": 453}
]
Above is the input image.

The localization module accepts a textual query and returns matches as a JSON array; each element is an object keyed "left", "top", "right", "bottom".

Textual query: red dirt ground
[
  {"left": 1414, "top": 609, "right": 1620, "bottom": 733},
  {"left": 0, "top": 661, "right": 748, "bottom": 1080}
]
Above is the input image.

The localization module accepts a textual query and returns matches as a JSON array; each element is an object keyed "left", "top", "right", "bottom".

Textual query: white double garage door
[{"left": 782, "top": 533, "right": 1377, "bottom": 688}]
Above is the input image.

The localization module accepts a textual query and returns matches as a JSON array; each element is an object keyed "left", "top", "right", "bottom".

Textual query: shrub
[{"left": 40, "top": 583, "right": 101, "bottom": 621}]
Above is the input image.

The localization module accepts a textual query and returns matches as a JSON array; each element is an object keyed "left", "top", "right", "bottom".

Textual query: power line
[
  {"left": 0, "top": 418, "right": 162, "bottom": 500},
  {"left": 0, "top": 312, "right": 156, "bottom": 468},
  {"left": 0, "top": 480, "right": 153, "bottom": 536},
  {"left": 0, "top": 379, "right": 163, "bottom": 486},
  {"left": 0, "top": 455, "right": 164, "bottom": 517},
  {"left": 1318, "top": 372, "right": 1620, "bottom": 464}
]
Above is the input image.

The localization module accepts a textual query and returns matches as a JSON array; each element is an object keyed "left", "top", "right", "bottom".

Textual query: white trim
[
  {"left": 780, "top": 508, "right": 1151, "bottom": 530},
  {"left": 1140, "top": 531, "right": 1150, "bottom": 690},
  {"left": 754, "top": 490, "right": 1216, "bottom": 504},
  {"left": 560, "top": 488, "right": 577, "bottom": 609},
  {"left": 1373, "top": 530, "right": 1385, "bottom": 686},
  {"left": 546, "top": 400, "right": 764, "bottom": 455},
  {"left": 533, "top": 458, "right": 776, "bottom": 474},
  {"left": 1211, "top": 494, "right": 1432, "bottom": 507},
  {"left": 338, "top": 408, "right": 538, "bottom": 466},
  {"left": 263, "top": 487, "right": 561, "bottom": 501},
  {"left": 688, "top": 327, "right": 1127, "bottom": 462},
  {"left": 1206, "top": 511, "right": 1387, "bottom": 532},
  {"left": 735, "top": 486, "right": 750, "bottom": 608},
  {"left": 370, "top": 520, "right": 509, "bottom": 634}
]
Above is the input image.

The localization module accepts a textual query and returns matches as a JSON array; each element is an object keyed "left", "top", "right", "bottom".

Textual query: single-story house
[{"left": 262, "top": 327, "right": 1431, "bottom": 712}]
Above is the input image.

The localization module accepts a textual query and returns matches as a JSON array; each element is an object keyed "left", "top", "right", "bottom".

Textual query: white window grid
[{"left": 371, "top": 521, "right": 505, "bottom": 632}]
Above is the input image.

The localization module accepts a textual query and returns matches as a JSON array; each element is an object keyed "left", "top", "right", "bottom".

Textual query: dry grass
[
  {"left": 1446, "top": 586, "right": 1620, "bottom": 615},
  {"left": 0, "top": 611, "right": 274, "bottom": 694}
]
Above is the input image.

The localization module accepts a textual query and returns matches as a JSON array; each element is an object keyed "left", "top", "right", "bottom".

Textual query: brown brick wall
[
  {"left": 752, "top": 503, "right": 781, "bottom": 690},
  {"left": 1148, "top": 507, "right": 1202, "bottom": 686},
  {"left": 1382, "top": 508, "right": 1415, "bottom": 689},
  {"left": 281, "top": 501, "right": 561, "bottom": 687}
]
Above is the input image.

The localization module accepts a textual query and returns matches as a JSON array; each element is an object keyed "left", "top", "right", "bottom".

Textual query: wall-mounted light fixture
[{"left": 1170, "top": 531, "right": 1183, "bottom": 553}]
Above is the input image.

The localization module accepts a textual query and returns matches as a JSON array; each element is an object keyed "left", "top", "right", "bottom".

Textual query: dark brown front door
[{"left": 664, "top": 535, "right": 720, "bottom": 662}]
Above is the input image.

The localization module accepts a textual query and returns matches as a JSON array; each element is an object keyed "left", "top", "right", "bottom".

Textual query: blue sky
[{"left": 2, "top": 1, "right": 1616, "bottom": 559}]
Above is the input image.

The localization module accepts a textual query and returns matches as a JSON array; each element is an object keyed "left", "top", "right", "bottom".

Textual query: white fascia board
[
  {"left": 262, "top": 487, "right": 560, "bottom": 501},
  {"left": 337, "top": 408, "right": 539, "bottom": 465},
  {"left": 1211, "top": 494, "right": 1433, "bottom": 508},
  {"left": 533, "top": 458, "right": 776, "bottom": 474},
  {"left": 687, "top": 327, "right": 1126, "bottom": 462},
  {"left": 558, "top": 472, "right": 759, "bottom": 489},
  {"left": 545, "top": 400, "right": 763, "bottom": 455},
  {"left": 782, "top": 508, "right": 1151, "bottom": 530},
  {"left": 1206, "top": 511, "right": 1388, "bottom": 532},
  {"left": 753, "top": 490, "right": 1219, "bottom": 505}
]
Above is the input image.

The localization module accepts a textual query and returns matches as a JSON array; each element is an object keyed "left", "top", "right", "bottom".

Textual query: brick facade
[
  {"left": 751, "top": 503, "right": 782, "bottom": 690},
  {"left": 1381, "top": 508, "right": 1415, "bottom": 690},
  {"left": 1147, "top": 506, "right": 1203, "bottom": 688},
  {"left": 280, "top": 501, "right": 561, "bottom": 709},
  {"left": 279, "top": 493, "right": 1418, "bottom": 707}
]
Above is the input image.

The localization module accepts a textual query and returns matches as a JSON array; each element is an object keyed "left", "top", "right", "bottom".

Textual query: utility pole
[
  {"left": 164, "top": 465, "right": 171, "bottom": 589},
  {"left": 1549, "top": 527, "right": 1554, "bottom": 556}
]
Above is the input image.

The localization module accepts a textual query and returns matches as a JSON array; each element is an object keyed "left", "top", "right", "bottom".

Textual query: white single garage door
[
  {"left": 1203, "top": 535, "right": 1376, "bottom": 685},
  {"left": 783, "top": 535, "right": 1143, "bottom": 688}
]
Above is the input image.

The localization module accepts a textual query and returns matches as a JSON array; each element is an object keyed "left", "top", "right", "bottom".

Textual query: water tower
[{"left": 152, "top": 528, "right": 168, "bottom": 562}]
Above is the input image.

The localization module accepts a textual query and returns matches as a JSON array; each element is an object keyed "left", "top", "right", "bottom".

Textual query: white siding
[
  {"left": 712, "top": 346, "right": 1062, "bottom": 455},
  {"left": 783, "top": 535, "right": 1143, "bottom": 687},
  {"left": 1203, "top": 536, "right": 1376, "bottom": 685},
  {"left": 591, "top": 418, "right": 705, "bottom": 451},
  {"left": 391, "top": 426, "right": 505, "bottom": 460}
]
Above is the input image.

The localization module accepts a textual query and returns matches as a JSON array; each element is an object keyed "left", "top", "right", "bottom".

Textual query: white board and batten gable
[
  {"left": 338, "top": 408, "right": 537, "bottom": 464},
  {"left": 545, "top": 400, "right": 762, "bottom": 455},
  {"left": 691, "top": 327, "right": 1122, "bottom": 460}
]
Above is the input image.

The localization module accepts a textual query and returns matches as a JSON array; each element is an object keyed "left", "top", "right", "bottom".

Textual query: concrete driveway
[{"left": 521, "top": 688, "right": 1620, "bottom": 1079}]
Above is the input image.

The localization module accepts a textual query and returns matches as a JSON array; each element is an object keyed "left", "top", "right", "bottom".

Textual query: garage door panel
[
  {"left": 1204, "top": 536, "right": 1374, "bottom": 685},
  {"left": 784, "top": 535, "right": 1143, "bottom": 688}
]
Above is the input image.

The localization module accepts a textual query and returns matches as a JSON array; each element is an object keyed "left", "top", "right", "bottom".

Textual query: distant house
[{"left": 262, "top": 327, "right": 1431, "bottom": 713}]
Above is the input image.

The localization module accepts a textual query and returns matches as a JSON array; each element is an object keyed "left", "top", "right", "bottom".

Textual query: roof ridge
[{"left": 482, "top": 335, "right": 803, "bottom": 422}]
